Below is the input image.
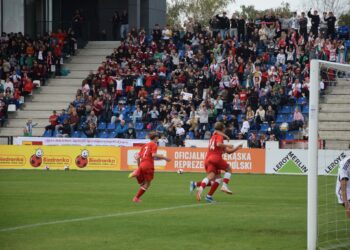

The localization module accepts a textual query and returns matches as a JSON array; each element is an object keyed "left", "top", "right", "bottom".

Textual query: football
[
  {"left": 64, "top": 165, "right": 70, "bottom": 171},
  {"left": 177, "top": 169, "right": 184, "bottom": 174}
]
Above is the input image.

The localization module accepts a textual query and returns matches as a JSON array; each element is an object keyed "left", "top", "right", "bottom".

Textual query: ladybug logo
[
  {"left": 75, "top": 149, "right": 89, "bottom": 168},
  {"left": 30, "top": 149, "right": 43, "bottom": 168}
]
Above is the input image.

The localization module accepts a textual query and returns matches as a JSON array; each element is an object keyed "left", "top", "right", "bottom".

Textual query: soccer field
[{"left": 0, "top": 170, "right": 308, "bottom": 250}]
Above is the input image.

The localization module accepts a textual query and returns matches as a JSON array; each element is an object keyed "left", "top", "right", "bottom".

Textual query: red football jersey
[
  {"left": 138, "top": 141, "right": 157, "bottom": 164},
  {"left": 207, "top": 132, "right": 224, "bottom": 157}
]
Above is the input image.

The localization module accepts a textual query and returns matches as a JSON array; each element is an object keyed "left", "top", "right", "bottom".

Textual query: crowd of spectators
[
  {"left": 43, "top": 9, "right": 348, "bottom": 147},
  {"left": 0, "top": 29, "right": 77, "bottom": 127}
]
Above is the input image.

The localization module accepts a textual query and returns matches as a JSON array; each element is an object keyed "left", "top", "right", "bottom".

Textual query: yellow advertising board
[{"left": 0, "top": 145, "right": 121, "bottom": 170}]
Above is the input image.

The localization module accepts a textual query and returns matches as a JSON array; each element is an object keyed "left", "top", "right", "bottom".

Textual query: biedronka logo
[{"left": 273, "top": 151, "right": 308, "bottom": 174}]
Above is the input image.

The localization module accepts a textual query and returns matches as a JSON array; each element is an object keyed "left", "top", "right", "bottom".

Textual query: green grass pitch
[{"left": 0, "top": 170, "right": 309, "bottom": 250}]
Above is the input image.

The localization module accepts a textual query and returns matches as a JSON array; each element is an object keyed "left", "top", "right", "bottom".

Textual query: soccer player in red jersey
[
  {"left": 195, "top": 122, "right": 242, "bottom": 202},
  {"left": 129, "top": 131, "right": 171, "bottom": 202}
]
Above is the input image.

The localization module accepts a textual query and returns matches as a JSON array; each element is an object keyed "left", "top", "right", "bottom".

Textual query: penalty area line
[{"left": 0, "top": 203, "right": 213, "bottom": 233}]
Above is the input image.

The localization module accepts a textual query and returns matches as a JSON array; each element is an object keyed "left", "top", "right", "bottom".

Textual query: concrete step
[
  {"left": 47, "top": 78, "right": 83, "bottom": 86},
  {"left": 87, "top": 41, "right": 119, "bottom": 45},
  {"left": 325, "top": 140, "right": 350, "bottom": 150},
  {"left": 63, "top": 63, "right": 100, "bottom": 71},
  {"left": 6, "top": 118, "right": 48, "bottom": 128},
  {"left": 320, "top": 103, "right": 350, "bottom": 113},
  {"left": 85, "top": 44, "right": 117, "bottom": 49},
  {"left": 78, "top": 48, "right": 112, "bottom": 56},
  {"left": 38, "top": 86, "right": 79, "bottom": 94},
  {"left": 23, "top": 102, "right": 68, "bottom": 111},
  {"left": 319, "top": 122, "right": 350, "bottom": 131},
  {"left": 30, "top": 94, "right": 75, "bottom": 102},
  {"left": 0, "top": 127, "right": 42, "bottom": 137},
  {"left": 319, "top": 112, "right": 350, "bottom": 121},
  {"left": 69, "top": 56, "right": 106, "bottom": 64},
  {"left": 323, "top": 95, "right": 350, "bottom": 104},
  {"left": 8, "top": 110, "right": 53, "bottom": 119},
  {"left": 62, "top": 70, "right": 90, "bottom": 79},
  {"left": 335, "top": 79, "right": 350, "bottom": 86},
  {"left": 327, "top": 87, "right": 350, "bottom": 95},
  {"left": 319, "top": 131, "right": 350, "bottom": 140}
]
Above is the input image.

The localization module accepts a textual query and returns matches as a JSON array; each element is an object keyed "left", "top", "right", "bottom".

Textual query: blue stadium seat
[
  {"left": 113, "top": 106, "right": 119, "bottom": 114},
  {"left": 227, "top": 115, "right": 233, "bottom": 121},
  {"left": 106, "top": 122, "right": 116, "bottom": 131},
  {"left": 216, "top": 114, "right": 223, "bottom": 122},
  {"left": 136, "top": 131, "right": 148, "bottom": 139},
  {"left": 279, "top": 106, "right": 291, "bottom": 114},
  {"left": 302, "top": 105, "right": 309, "bottom": 114},
  {"left": 238, "top": 114, "right": 243, "bottom": 123},
  {"left": 97, "top": 122, "right": 106, "bottom": 131},
  {"left": 72, "top": 131, "right": 81, "bottom": 138},
  {"left": 42, "top": 130, "right": 52, "bottom": 137},
  {"left": 188, "top": 131, "right": 195, "bottom": 139},
  {"left": 259, "top": 123, "right": 269, "bottom": 132},
  {"left": 297, "top": 97, "right": 306, "bottom": 105},
  {"left": 108, "top": 131, "right": 117, "bottom": 138},
  {"left": 285, "top": 133, "right": 294, "bottom": 140},
  {"left": 98, "top": 131, "right": 108, "bottom": 138},
  {"left": 287, "top": 114, "right": 294, "bottom": 123},
  {"left": 80, "top": 132, "right": 87, "bottom": 138},
  {"left": 124, "top": 115, "right": 132, "bottom": 123},
  {"left": 135, "top": 122, "right": 144, "bottom": 131},
  {"left": 276, "top": 114, "right": 286, "bottom": 123}
]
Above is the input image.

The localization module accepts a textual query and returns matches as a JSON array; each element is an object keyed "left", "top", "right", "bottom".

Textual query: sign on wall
[
  {"left": 265, "top": 148, "right": 350, "bottom": 175},
  {"left": 0, "top": 145, "right": 121, "bottom": 170},
  {"left": 121, "top": 147, "right": 266, "bottom": 174}
]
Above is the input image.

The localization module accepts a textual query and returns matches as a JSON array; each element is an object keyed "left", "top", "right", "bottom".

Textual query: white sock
[
  {"left": 223, "top": 172, "right": 231, "bottom": 187},
  {"left": 202, "top": 177, "right": 209, "bottom": 186},
  {"left": 215, "top": 178, "right": 222, "bottom": 184}
]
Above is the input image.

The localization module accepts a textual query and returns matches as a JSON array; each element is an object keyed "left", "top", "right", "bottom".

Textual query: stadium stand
[{"left": 2, "top": 10, "right": 349, "bottom": 148}]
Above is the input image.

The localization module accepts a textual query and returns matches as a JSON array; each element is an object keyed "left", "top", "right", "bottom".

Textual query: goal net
[{"left": 308, "top": 60, "right": 350, "bottom": 250}]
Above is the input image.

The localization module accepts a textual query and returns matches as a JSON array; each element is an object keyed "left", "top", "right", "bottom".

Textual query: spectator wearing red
[
  {"left": 22, "top": 77, "right": 34, "bottom": 96},
  {"left": 45, "top": 110, "right": 59, "bottom": 136}
]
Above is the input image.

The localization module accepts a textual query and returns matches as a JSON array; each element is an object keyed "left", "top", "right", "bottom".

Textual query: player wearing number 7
[
  {"left": 129, "top": 131, "right": 171, "bottom": 202},
  {"left": 196, "top": 122, "right": 242, "bottom": 202},
  {"left": 336, "top": 156, "right": 350, "bottom": 218}
]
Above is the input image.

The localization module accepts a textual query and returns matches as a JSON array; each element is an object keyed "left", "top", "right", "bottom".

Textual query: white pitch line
[{"left": 0, "top": 203, "right": 212, "bottom": 233}]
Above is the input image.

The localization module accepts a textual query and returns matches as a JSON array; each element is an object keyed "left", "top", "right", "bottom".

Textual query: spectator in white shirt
[
  {"left": 175, "top": 124, "right": 185, "bottom": 146},
  {"left": 241, "top": 117, "right": 250, "bottom": 136},
  {"left": 197, "top": 104, "right": 209, "bottom": 135},
  {"left": 255, "top": 105, "right": 266, "bottom": 124},
  {"left": 276, "top": 49, "right": 286, "bottom": 66},
  {"left": 4, "top": 78, "right": 14, "bottom": 93},
  {"left": 133, "top": 105, "right": 143, "bottom": 124},
  {"left": 149, "top": 106, "right": 160, "bottom": 122},
  {"left": 320, "top": 80, "right": 325, "bottom": 95},
  {"left": 212, "top": 95, "right": 224, "bottom": 115},
  {"left": 158, "top": 134, "right": 168, "bottom": 147}
]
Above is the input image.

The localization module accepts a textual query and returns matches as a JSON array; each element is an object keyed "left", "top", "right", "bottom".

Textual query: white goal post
[{"left": 308, "top": 60, "right": 350, "bottom": 250}]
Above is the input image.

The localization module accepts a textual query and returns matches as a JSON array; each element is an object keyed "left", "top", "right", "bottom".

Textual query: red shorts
[
  {"left": 136, "top": 163, "right": 154, "bottom": 184},
  {"left": 204, "top": 155, "right": 229, "bottom": 174},
  {"left": 125, "top": 86, "right": 133, "bottom": 93}
]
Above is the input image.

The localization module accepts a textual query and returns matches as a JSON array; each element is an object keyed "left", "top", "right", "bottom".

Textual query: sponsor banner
[
  {"left": 266, "top": 148, "right": 350, "bottom": 175},
  {"left": 184, "top": 140, "right": 248, "bottom": 148},
  {"left": 318, "top": 150, "right": 350, "bottom": 175},
  {"left": 0, "top": 145, "right": 121, "bottom": 170},
  {"left": 121, "top": 147, "right": 265, "bottom": 173},
  {"left": 266, "top": 149, "right": 308, "bottom": 174},
  {"left": 13, "top": 137, "right": 149, "bottom": 147}
]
